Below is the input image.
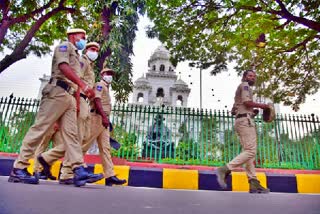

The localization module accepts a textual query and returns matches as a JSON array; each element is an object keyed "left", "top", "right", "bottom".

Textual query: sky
[{"left": 0, "top": 16, "right": 319, "bottom": 116}]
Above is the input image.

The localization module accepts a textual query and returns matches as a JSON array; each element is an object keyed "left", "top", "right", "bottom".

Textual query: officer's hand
[
  {"left": 102, "top": 117, "right": 109, "bottom": 128},
  {"left": 84, "top": 86, "right": 95, "bottom": 99}
]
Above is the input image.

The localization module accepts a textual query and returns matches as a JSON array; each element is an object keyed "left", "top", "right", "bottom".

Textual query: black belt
[
  {"left": 49, "top": 78, "right": 72, "bottom": 93},
  {"left": 236, "top": 113, "right": 252, "bottom": 119},
  {"left": 80, "top": 93, "right": 88, "bottom": 100}
]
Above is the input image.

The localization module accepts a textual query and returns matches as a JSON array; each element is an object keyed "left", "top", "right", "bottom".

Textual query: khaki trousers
[
  {"left": 41, "top": 97, "right": 90, "bottom": 179},
  {"left": 14, "top": 84, "right": 83, "bottom": 170},
  {"left": 227, "top": 117, "right": 257, "bottom": 179},
  {"left": 61, "top": 113, "right": 115, "bottom": 179},
  {"left": 33, "top": 125, "right": 58, "bottom": 172}
]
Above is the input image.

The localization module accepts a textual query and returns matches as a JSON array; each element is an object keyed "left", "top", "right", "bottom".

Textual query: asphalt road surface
[{"left": 0, "top": 176, "right": 319, "bottom": 214}]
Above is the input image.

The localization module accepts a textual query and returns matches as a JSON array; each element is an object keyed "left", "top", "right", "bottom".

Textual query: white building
[{"left": 132, "top": 45, "right": 191, "bottom": 107}]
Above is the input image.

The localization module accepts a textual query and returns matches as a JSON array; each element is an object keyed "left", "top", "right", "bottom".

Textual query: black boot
[
  {"left": 86, "top": 171, "right": 104, "bottom": 184},
  {"left": 249, "top": 178, "right": 270, "bottom": 194},
  {"left": 34, "top": 171, "right": 48, "bottom": 180},
  {"left": 37, "top": 155, "right": 56, "bottom": 180},
  {"left": 105, "top": 176, "right": 127, "bottom": 186},
  {"left": 8, "top": 168, "right": 39, "bottom": 184},
  {"left": 73, "top": 166, "right": 104, "bottom": 187},
  {"left": 59, "top": 178, "right": 74, "bottom": 185},
  {"left": 216, "top": 165, "right": 231, "bottom": 189}
]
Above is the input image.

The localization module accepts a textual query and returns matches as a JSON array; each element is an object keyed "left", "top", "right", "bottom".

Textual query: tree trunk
[
  {"left": 0, "top": 5, "right": 75, "bottom": 74},
  {"left": 97, "top": 6, "right": 113, "bottom": 70},
  {"left": 0, "top": 19, "right": 10, "bottom": 46}
]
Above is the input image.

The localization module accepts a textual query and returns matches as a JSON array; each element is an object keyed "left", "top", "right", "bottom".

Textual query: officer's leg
[
  {"left": 60, "top": 103, "right": 95, "bottom": 185},
  {"left": 60, "top": 96, "right": 103, "bottom": 187},
  {"left": 59, "top": 99, "right": 86, "bottom": 184},
  {"left": 81, "top": 113, "right": 103, "bottom": 154},
  {"left": 97, "top": 129, "right": 126, "bottom": 186},
  {"left": 40, "top": 131, "right": 65, "bottom": 165},
  {"left": 227, "top": 120, "right": 257, "bottom": 169},
  {"left": 33, "top": 125, "right": 56, "bottom": 179},
  {"left": 9, "top": 86, "right": 69, "bottom": 184},
  {"left": 216, "top": 118, "right": 256, "bottom": 189}
]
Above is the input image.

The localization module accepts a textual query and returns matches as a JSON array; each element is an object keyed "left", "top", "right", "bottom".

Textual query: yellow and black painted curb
[{"left": 1, "top": 158, "right": 319, "bottom": 193}]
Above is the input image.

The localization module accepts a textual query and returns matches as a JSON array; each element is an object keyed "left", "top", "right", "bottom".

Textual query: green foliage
[
  {"left": 1, "top": 0, "right": 146, "bottom": 102},
  {"left": 161, "top": 157, "right": 225, "bottom": 166},
  {"left": 175, "top": 140, "right": 199, "bottom": 161},
  {"left": 111, "top": 124, "right": 139, "bottom": 159},
  {"left": 85, "top": 0, "right": 146, "bottom": 103},
  {"left": 146, "top": 0, "right": 320, "bottom": 110}
]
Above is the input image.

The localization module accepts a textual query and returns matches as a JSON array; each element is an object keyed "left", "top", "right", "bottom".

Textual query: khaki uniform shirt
[
  {"left": 51, "top": 41, "right": 81, "bottom": 89},
  {"left": 80, "top": 55, "right": 95, "bottom": 88},
  {"left": 93, "top": 80, "right": 112, "bottom": 116},
  {"left": 233, "top": 82, "right": 254, "bottom": 115}
]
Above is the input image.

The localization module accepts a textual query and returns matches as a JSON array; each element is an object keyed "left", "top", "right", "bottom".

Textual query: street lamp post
[{"left": 200, "top": 66, "right": 203, "bottom": 109}]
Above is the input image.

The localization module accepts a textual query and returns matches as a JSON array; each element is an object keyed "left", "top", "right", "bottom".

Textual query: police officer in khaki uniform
[
  {"left": 216, "top": 70, "right": 270, "bottom": 193},
  {"left": 81, "top": 68, "right": 126, "bottom": 186},
  {"left": 58, "top": 42, "right": 101, "bottom": 184},
  {"left": 8, "top": 28, "right": 103, "bottom": 187}
]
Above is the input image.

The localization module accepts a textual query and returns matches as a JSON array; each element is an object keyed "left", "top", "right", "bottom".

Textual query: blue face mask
[{"left": 75, "top": 39, "right": 86, "bottom": 50}]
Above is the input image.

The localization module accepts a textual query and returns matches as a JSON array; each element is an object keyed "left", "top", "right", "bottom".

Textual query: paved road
[{"left": 0, "top": 176, "right": 319, "bottom": 214}]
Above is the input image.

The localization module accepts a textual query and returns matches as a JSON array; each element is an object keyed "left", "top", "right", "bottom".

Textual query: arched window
[
  {"left": 176, "top": 95, "right": 183, "bottom": 106},
  {"left": 156, "top": 88, "right": 164, "bottom": 98},
  {"left": 152, "top": 65, "right": 156, "bottom": 71},
  {"left": 160, "top": 64, "right": 165, "bottom": 72},
  {"left": 137, "top": 93, "right": 144, "bottom": 103}
]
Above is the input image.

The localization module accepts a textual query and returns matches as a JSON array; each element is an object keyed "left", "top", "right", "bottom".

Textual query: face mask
[
  {"left": 103, "top": 75, "right": 113, "bottom": 83},
  {"left": 75, "top": 39, "right": 86, "bottom": 50},
  {"left": 86, "top": 51, "right": 98, "bottom": 61}
]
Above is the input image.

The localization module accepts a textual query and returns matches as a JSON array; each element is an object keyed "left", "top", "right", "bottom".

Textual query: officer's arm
[
  {"left": 59, "top": 63, "right": 87, "bottom": 90},
  {"left": 244, "top": 101, "right": 269, "bottom": 109},
  {"left": 59, "top": 63, "right": 95, "bottom": 99},
  {"left": 93, "top": 97, "right": 109, "bottom": 128}
]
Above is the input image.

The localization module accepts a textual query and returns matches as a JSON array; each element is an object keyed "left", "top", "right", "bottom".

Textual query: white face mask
[
  {"left": 103, "top": 75, "right": 113, "bottom": 83},
  {"left": 86, "top": 51, "right": 98, "bottom": 61}
]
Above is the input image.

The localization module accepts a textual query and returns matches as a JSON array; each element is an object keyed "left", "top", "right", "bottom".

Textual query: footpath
[{"left": 1, "top": 152, "right": 319, "bottom": 193}]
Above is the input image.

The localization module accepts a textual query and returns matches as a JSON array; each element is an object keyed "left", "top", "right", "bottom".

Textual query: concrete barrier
[{"left": 1, "top": 157, "right": 319, "bottom": 193}]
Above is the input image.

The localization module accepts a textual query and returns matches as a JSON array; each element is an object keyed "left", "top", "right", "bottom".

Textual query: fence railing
[{"left": 1, "top": 96, "right": 319, "bottom": 170}]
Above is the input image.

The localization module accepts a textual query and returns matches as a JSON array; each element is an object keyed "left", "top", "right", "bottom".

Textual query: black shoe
[
  {"left": 86, "top": 172, "right": 104, "bottom": 184},
  {"left": 8, "top": 168, "right": 39, "bottom": 184},
  {"left": 59, "top": 178, "right": 74, "bottom": 185},
  {"left": 34, "top": 171, "right": 48, "bottom": 180},
  {"left": 216, "top": 165, "right": 231, "bottom": 189},
  {"left": 37, "top": 155, "right": 56, "bottom": 180},
  {"left": 249, "top": 179, "right": 270, "bottom": 194},
  {"left": 73, "top": 166, "right": 105, "bottom": 187},
  {"left": 105, "top": 176, "right": 126, "bottom": 186}
]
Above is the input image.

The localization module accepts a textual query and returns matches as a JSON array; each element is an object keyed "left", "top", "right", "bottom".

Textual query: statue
[{"left": 142, "top": 114, "right": 175, "bottom": 160}]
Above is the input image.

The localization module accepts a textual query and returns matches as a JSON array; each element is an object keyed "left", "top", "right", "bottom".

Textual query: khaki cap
[
  {"left": 100, "top": 67, "right": 115, "bottom": 76},
  {"left": 86, "top": 42, "right": 100, "bottom": 49},
  {"left": 67, "top": 28, "right": 86, "bottom": 35}
]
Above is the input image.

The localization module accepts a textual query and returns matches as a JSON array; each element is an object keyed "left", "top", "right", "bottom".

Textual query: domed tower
[
  {"left": 132, "top": 45, "right": 191, "bottom": 107},
  {"left": 171, "top": 78, "right": 190, "bottom": 107},
  {"left": 132, "top": 75, "right": 152, "bottom": 105}
]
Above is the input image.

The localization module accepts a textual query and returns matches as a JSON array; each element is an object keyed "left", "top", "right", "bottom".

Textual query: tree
[
  {"left": 146, "top": 0, "right": 320, "bottom": 110},
  {"left": 0, "top": 0, "right": 146, "bottom": 102},
  {"left": 0, "top": 0, "right": 79, "bottom": 73},
  {"left": 84, "top": 0, "right": 145, "bottom": 103}
]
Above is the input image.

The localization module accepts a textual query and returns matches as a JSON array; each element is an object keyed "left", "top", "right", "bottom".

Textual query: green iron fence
[{"left": 1, "top": 96, "right": 319, "bottom": 169}]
